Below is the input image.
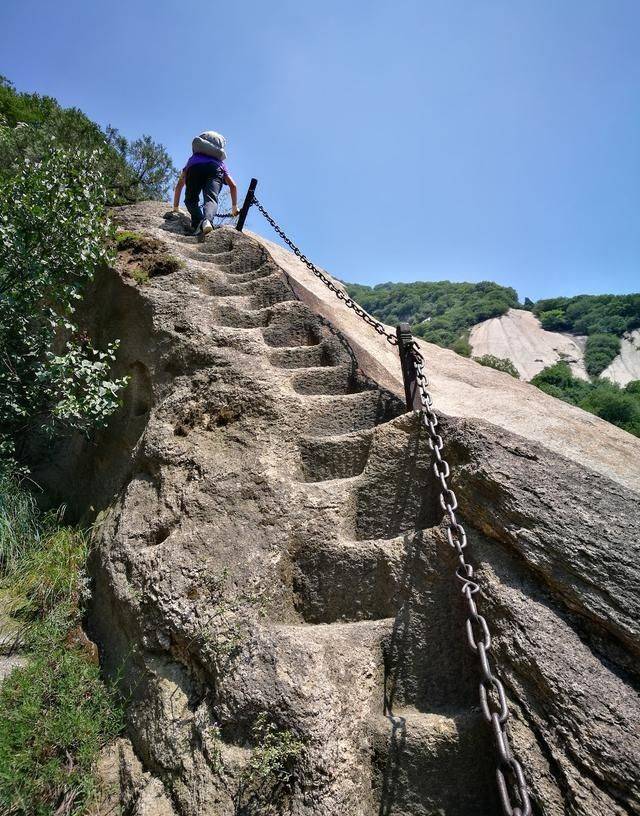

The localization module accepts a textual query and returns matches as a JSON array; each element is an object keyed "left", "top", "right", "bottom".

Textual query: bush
[
  {"left": 531, "top": 363, "right": 640, "bottom": 438},
  {"left": 0, "top": 147, "right": 127, "bottom": 465},
  {"left": 473, "top": 355, "right": 520, "bottom": 378},
  {"left": 580, "top": 384, "right": 640, "bottom": 435},
  {"left": 451, "top": 331, "right": 472, "bottom": 357},
  {"left": 584, "top": 333, "right": 621, "bottom": 377},
  {"left": 237, "top": 713, "right": 303, "bottom": 814},
  {"left": 539, "top": 309, "right": 570, "bottom": 331},
  {"left": 531, "top": 362, "right": 592, "bottom": 405}
]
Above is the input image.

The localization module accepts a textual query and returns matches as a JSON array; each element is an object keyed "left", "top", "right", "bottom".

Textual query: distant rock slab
[
  {"left": 602, "top": 329, "right": 640, "bottom": 386},
  {"left": 469, "top": 308, "right": 589, "bottom": 381}
]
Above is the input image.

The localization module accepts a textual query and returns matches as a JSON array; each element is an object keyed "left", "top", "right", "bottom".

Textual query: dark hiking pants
[{"left": 184, "top": 163, "right": 225, "bottom": 229}]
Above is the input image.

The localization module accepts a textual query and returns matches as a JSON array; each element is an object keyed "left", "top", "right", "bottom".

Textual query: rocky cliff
[{"left": 35, "top": 202, "right": 639, "bottom": 816}]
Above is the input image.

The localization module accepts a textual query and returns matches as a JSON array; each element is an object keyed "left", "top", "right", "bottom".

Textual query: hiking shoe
[
  {"left": 201, "top": 219, "right": 213, "bottom": 235},
  {"left": 194, "top": 219, "right": 207, "bottom": 243}
]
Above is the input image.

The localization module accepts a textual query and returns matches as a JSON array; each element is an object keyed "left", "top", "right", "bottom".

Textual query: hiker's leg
[
  {"left": 184, "top": 167, "right": 204, "bottom": 229},
  {"left": 202, "top": 169, "right": 223, "bottom": 223}
]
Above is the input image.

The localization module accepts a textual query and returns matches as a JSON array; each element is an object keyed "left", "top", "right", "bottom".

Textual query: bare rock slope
[
  {"left": 40, "top": 202, "right": 639, "bottom": 816},
  {"left": 469, "top": 308, "right": 589, "bottom": 381},
  {"left": 602, "top": 329, "right": 640, "bottom": 386},
  {"left": 469, "top": 308, "right": 640, "bottom": 387}
]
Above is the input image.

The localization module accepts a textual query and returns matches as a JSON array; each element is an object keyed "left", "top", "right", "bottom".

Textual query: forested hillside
[
  {"left": 345, "top": 280, "right": 519, "bottom": 355},
  {"left": 346, "top": 280, "right": 640, "bottom": 437}
]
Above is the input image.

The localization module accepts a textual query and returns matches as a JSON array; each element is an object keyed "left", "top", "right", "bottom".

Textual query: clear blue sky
[{"left": 1, "top": 0, "right": 638, "bottom": 301}]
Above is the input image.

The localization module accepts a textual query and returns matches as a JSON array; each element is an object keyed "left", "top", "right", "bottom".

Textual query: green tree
[
  {"left": 0, "top": 76, "right": 176, "bottom": 203},
  {"left": 584, "top": 333, "right": 621, "bottom": 377},
  {"left": 531, "top": 363, "right": 640, "bottom": 438},
  {"left": 580, "top": 383, "right": 640, "bottom": 436},
  {"left": 530, "top": 362, "right": 591, "bottom": 405},
  {"left": 345, "top": 279, "right": 519, "bottom": 353},
  {"left": 539, "top": 309, "right": 570, "bottom": 331},
  {"left": 0, "top": 147, "right": 127, "bottom": 465}
]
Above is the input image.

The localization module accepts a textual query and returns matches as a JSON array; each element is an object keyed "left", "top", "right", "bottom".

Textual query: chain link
[
  {"left": 251, "top": 196, "right": 398, "bottom": 346},
  {"left": 409, "top": 340, "right": 531, "bottom": 816}
]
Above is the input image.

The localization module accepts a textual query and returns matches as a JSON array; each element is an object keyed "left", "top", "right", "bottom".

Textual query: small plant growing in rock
[
  {"left": 191, "top": 570, "right": 267, "bottom": 668},
  {"left": 115, "top": 229, "right": 184, "bottom": 285},
  {"left": 236, "top": 713, "right": 303, "bottom": 815}
]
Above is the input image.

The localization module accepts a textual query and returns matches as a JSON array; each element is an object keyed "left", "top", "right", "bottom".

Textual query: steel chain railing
[
  {"left": 249, "top": 192, "right": 532, "bottom": 816},
  {"left": 408, "top": 341, "right": 531, "bottom": 816},
  {"left": 252, "top": 196, "right": 398, "bottom": 346}
]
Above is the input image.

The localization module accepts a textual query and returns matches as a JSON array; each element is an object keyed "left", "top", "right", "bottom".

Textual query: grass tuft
[{"left": 0, "top": 474, "right": 123, "bottom": 815}]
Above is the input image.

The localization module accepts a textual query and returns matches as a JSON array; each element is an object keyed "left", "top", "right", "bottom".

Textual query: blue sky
[{"left": 1, "top": 0, "right": 638, "bottom": 301}]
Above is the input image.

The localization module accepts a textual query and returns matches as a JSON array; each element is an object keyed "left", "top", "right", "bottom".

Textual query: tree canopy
[
  {"left": 345, "top": 280, "right": 519, "bottom": 351},
  {"left": 0, "top": 76, "right": 175, "bottom": 203}
]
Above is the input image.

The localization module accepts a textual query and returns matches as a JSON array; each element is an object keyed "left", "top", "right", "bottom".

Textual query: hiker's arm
[
  {"left": 225, "top": 174, "right": 239, "bottom": 216},
  {"left": 173, "top": 172, "right": 185, "bottom": 210}
]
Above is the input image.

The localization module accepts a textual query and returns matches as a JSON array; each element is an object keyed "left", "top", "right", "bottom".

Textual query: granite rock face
[{"left": 37, "top": 202, "right": 639, "bottom": 816}]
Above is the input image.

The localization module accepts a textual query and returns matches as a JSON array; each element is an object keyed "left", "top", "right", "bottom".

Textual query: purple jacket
[{"left": 183, "top": 153, "right": 228, "bottom": 175}]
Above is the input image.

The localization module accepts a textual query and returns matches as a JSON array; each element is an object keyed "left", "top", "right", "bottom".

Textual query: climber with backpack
[{"left": 173, "top": 131, "right": 239, "bottom": 240}]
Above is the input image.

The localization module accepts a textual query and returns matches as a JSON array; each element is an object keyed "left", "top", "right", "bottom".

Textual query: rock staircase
[{"left": 82, "top": 204, "right": 500, "bottom": 815}]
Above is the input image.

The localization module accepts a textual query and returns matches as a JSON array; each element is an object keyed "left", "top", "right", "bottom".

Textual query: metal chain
[
  {"left": 408, "top": 340, "right": 531, "bottom": 816},
  {"left": 251, "top": 196, "right": 398, "bottom": 346}
]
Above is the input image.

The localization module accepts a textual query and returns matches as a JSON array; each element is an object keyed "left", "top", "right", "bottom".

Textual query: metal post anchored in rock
[
  {"left": 236, "top": 178, "right": 258, "bottom": 233},
  {"left": 396, "top": 323, "right": 423, "bottom": 411}
]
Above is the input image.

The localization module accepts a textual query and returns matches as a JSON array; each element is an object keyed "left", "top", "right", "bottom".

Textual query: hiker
[{"left": 173, "top": 131, "right": 239, "bottom": 239}]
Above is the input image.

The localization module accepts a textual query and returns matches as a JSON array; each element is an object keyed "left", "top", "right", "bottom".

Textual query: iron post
[
  {"left": 396, "top": 323, "right": 422, "bottom": 411},
  {"left": 236, "top": 178, "right": 258, "bottom": 232}
]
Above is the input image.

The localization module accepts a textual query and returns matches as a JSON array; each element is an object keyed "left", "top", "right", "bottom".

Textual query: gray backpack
[{"left": 192, "top": 131, "right": 226, "bottom": 161}]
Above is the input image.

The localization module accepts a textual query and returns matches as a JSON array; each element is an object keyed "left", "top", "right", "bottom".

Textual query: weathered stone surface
[{"left": 34, "top": 202, "right": 639, "bottom": 815}]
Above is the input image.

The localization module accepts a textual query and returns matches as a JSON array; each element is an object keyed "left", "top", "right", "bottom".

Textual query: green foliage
[
  {"left": 580, "top": 385, "right": 640, "bottom": 433},
  {"left": 237, "top": 713, "right": 303, "bottom": 814},
  {"left": 0, "top": 76, "right": 176, "bottom": 203},
  {"left": 539, "top": 308, "right": 570, "bottom": 331},
  {"left": 0, "top": 474, "right": 87, "bottom": 643},
  {"left": 0, "top": 147, "right": 128, "bottom": 463},
  {"left": 345, "top": 277, "right": 639, "bottom": 385},
  {"left": 451, "top": 331, "right": 472, "bottom": 357},
  {"left": 584, "top": 333, "right": 621, "bottom": 377},
  {"left": 0, "top": 647, "right": 122, "bottom": 815},
  {"left": 533, "top": 293, "right": 640, "bottom": 337},
  {"left": 130, "top": 267, "right": 149, "bottom": 286},
  {"left": 473, "top": 355, "right": 520, "bottom": 378},
  {"left": 531, "top": 362, "right": 592, "bottom": 405},
  {"left": 114, "top": 230, "right": 146, "bottom": 247},
  {"left": 531, "top": 362, "right": 640, "bottom": 437},
  {"left": 626, "top": 380, "right": 640, "bottom": 395},
  {"left": 0, "top": 475, "right": 123, "bottom": 814},
  {"left": 345, "top": 280, "right": 519, "bottom": 350},
  {"left": 193, "top": 570, "right": 267, "bottom": 669}
]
